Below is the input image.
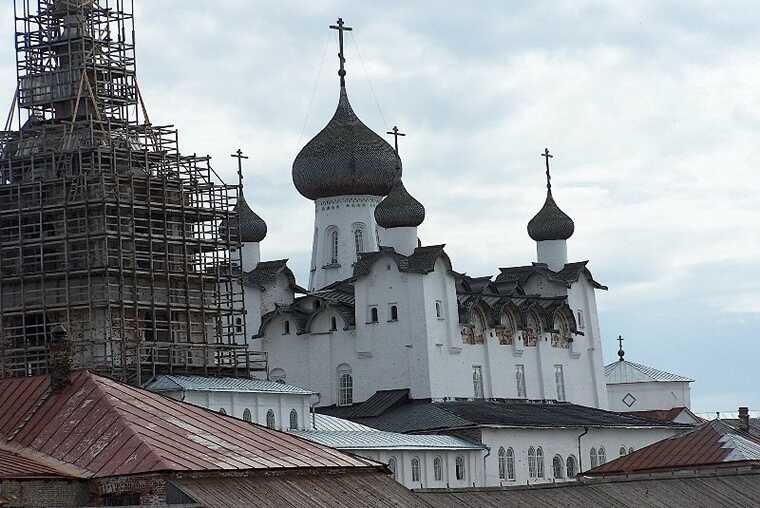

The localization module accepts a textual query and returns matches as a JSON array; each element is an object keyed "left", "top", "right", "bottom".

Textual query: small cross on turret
[
  {"left": 386, "top": 126, "right": 406, "bottom": 155},
  {"left": 329, "top": 17, "right": 353, "bottom": 87},
  {"left": 231, "top": 148, "right": 249, "bottom": 189},
  {"left": 540, "top": 147, "right": 553, "bottom": 191},
  {"left": 617, "top": 335, "right": 625, "bottom": 361}
]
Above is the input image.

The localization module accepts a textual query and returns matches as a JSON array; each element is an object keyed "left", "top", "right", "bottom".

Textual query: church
[{"left": 234, "top": 19, "right": 696, "bottom": 486}]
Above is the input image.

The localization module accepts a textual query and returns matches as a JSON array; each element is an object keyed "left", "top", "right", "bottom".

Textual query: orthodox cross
[
  {"left": 231, "top": 148, "right": 248, "bottom": 189},
  {"left": 540, "top": 147, "right": 553, "bottom": 191},
  {"left": 617, "top": 335, "right": 625, "bottom": 361},
  {"left": 386, "top": 126, "right": 406, "bottom": 154},
  {"left": 329, "top": 17, "right": 353, "bottom": 86}
]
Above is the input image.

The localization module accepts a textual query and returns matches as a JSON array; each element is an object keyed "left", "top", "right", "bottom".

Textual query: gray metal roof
[
  {"left": 605, "top": 360, "right": 694, "bottom": 383},
  {"left": 291, "top": 430, "right": 483, "bottom": 451},
  {"left": 144, "top": 374, "right": 314, "bottom": 395},
  {"left": 313, "top": 414, "right": 379, "bottom": 432},
  {"left": 527, "top": 189, "right": 575, "bottom": 241},
  {"left": 292, "top": 86, "right": 398, "bottom": 200},
  {"left": 374, "top": 178, "right": 425, "bottom": 228}
]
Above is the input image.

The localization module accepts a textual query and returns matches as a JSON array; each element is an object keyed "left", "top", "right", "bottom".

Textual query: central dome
[{"left": 292, "top": 87, "right": 399, "bottom": 200}]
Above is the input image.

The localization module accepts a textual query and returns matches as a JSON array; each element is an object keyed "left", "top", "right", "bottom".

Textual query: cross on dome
[
  {"left": 541, "top": 147, "right": 553, "bottom": 191},
  {"left": 231, "top": 148, "right": 249, "bottom": 189},
  {"left": 617, "top": 335, "right": 625, "bottom": 361},
  {"left": 386, "top": 126, "right": 406, "bottom": 155},
  {"left": 329, "top": 17, "right": 353, "bottom": 87}
]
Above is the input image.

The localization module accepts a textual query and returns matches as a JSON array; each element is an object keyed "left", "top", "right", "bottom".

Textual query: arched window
[
  {"left": 498, "top": 447, "right": 507, "bottom": 479},
  {"left": 619, "top": 446, "right": 627, "bottom": 457},
  {"left": 536, "top": 447, "right": 545, "bottom": 478},
  {"left": 270, "top": 368, "right": 286, "bottom": 384},
  {"left": 370, "top": 307, "right": 379, "bottom": 323},
  {"left": 433, "top": 456, "right": 443, "bottom": 481},
  {"left": 266, "top": 409, "right": 275, "bottom": 429},
  {"left": 289, "top": 409, "right": 298, "bottom": 430},
  {"left": 598, "top": 447, "right": 606, "bottom": 465},
  {"left": 330, "top": 229, "right": 339, "bottom": 264},
  {"left": 435, "top": 300, "right": 442, "bottom": 318},
  {"left": 628, "top": 447, "right": 634, "bottom": 455},
  {"left": 242, "top": 408, "right": 252, "bottom": 422},
  {"left": 506, "top": 448, "right": 515, "bottom": 481},
  {"left": 330, "top": 316, "right": 338, "bottom": 331},
  {"left": 283, "top": 320, "right": 290, "bottom": 335},
  {"left": 552, "top": 455, "right": 564, "bottom": 479},
  {"left": 455, "top": 456, "right": 465, "bottom": 480},
  {"left": 528, "top": 447, "right": 537, "bottom": 479},
  {"left": 218, "top": 408, "right": 226, "bottom": 415},
  {"left": 354, "top": 227, "right": 364, "bottom": 256},
  {"left": 411, "top": 457, "right": 421, "bottom": 483},
  {"left": 337, "top": 364, "right": 353, "bottom": 406},
  {"left": 566, "top": 455, "right": 577, "bottom": 478},
  {"left": 590, "top": 448, "right": 598, "bottom": 468},
  {"left": 390, "top": 305, "right": 398, "bottom": 321},
  {"left": 388, "top": 457, "right": 398, "bottom": 479}
]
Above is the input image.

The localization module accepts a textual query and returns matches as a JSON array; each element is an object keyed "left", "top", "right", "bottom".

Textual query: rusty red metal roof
[
  {"left": 0, "top": 443, "right": 74, "bottom": 479},
  {"left": 587, "top": 419, "right": 760, "bottom": 475},
  {"left": 622, "top": 407, "right": 698, "bottom": 423},
  {"left": 0, "top": 371, "right": 378, "bottom": 478}
]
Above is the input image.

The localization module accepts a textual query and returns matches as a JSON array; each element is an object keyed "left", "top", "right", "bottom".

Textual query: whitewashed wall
[{"left": 607, "top": 381, "right": 691, "bottom": 412}]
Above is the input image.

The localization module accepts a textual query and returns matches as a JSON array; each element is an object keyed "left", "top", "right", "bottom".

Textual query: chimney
[
  {"left": 738, "top": 407, "right": 750, "bottom": 432},
  {"left": 49, "top": 324, "right": 71, "bottom": 391}
]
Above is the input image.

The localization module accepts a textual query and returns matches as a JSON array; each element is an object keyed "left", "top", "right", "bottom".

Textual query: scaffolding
[{"left": 0, "top": 0, "right": 266, "bottom": 384}]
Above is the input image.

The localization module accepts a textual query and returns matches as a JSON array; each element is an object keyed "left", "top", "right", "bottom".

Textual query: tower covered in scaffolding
[{"left": 0, "top": 0, "right": 264, "bottom": 384}]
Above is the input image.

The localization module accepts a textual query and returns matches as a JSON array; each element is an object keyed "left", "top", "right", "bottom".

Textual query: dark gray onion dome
[
  {"left": 527, "top": 190, "right": 574, "bottom": 241},
  {"left": 374, "top": 178, "right": 425, "bottom": 228},
  {"left": 221, "top": 197, "right": 267, "bottom": 243},
  {"left": 292, "top": 87, "right": 399, "bottom": 200}
]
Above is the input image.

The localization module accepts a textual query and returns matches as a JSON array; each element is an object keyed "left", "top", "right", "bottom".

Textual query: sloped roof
[
  {"left": 313, "top": 414, "right": 378, "bottom": 432},
  {"left": 0, "top": 443, "right": 76, "bottom": 479},
  {"left": 353, "top": 245, "right": 449, "bottom": 278},
  {"left": 144, "top": 375, "right": 313, "bottom": 395},
  {"left": 320, "top": 398, "right": 685, "bottom": 434},
  {"left": 587, "top": 420, "right": 760, "bottom": 475},
  {"left": 496, "top": 261, "right": 607, "bottom": 290},
  {"left": 605, "top": 360, "right": 694, "bottom": 383},
  {"left": 622, "top": 407, "right": 700, "bottom": 424},
  {"left": 722, "top": 417, "right": 760, "bottom": 440},
  {"left": 0, "top": 371, "right": 377, "bottom": 478},
  {"left": 291, "top": 429, "right": 483, "bottom": 451},
  {"left": 245, "top": 259, "right": 296, "bottom": 290}
]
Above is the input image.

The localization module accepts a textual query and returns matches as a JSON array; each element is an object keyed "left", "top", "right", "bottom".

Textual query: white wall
[
  {"left": 356, "top": 449, "right": 484, "bottom": 489},
  {"left": 607, "top": 381, "right": 692, "bottom": 412}
]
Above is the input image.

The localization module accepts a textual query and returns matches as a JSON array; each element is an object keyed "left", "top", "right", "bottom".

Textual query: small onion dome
[
  {"left": 374, "top": 178, "right": 425, "bottom": 228},
  {"left": 292, "top": 87, "right": 399, "bottom": 200},
  {"left": 221, "top": 197, "right": 267, "bottom": 243},
  {"left": 527, "top": 190, "right": 574, "bottom": 241}
]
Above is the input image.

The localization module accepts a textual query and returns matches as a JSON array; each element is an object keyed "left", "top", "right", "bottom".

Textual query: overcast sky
[{"left": 1, "top": 1, "right": 758, "bottom": 414}]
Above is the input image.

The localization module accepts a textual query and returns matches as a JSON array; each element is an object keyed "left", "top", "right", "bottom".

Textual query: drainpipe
[
  {"left": 310, "top": 392, "right": 321, "bottom": 429},
  {"left": 577, "top": 426, "right": 589, "bottom": 473},
  {"left": 482, "top": 445, "right": 491, "bottom": 487}
]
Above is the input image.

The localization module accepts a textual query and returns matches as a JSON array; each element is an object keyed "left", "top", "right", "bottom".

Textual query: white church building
[{"left": 219, "top": 18, "right": 698, "bottom": 487}]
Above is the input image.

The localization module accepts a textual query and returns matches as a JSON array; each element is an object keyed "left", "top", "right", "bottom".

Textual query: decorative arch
[
  {"left": 266, "top": 409, "right": 275, "bottom": 429},
  {"left": 551, "top": 304, "right": 575, "bottom": 348},
  {"left": 497, "top": 303, "right": 519, "bottom": 345},
  {"left": 523, "top": 307, "right": 542, "bottom": 347},
  {"left": 552, "top": 454, "right": 564, "bottom": 479},
  {"left": 566, "top": 455, "right": 578, "bottom": 478},
  {"left": 289, "top": 409, "right": 299, "bottom": 430}
]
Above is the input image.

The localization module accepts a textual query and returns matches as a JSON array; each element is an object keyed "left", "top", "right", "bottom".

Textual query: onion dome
[
  {"left": 292, "top": 87, "right": 399, "bottom": 200},
  {"left": 374, "top": 177, "right": 425, "bottom": 228},
  {"left": 221, "top": 196, "right": 267, "bottom": 243},
  {"left": 527, "top": 190, "right": 574, "bottom": 241}
]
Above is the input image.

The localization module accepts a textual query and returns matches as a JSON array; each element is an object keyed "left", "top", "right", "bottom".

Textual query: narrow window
[
  {"left": 506, "top": 448, "right": 515, "bottom": 480},
  {"left": 598, "top": 447, "right": 606, "bottom": 465},
  {"left": 590, "top": 448, "right": 598, "bottom": 468},
  {"left": 515, "top": 365, "right": 526, "bottom": 398},
  {"left": 283, "top": 320, "right": 290, "bottom": 335},
  {"left": 289, "top": 409, "right": 299, "bottom": 430},
  {"left": 330, "top": 316, "right": 338, "bottom": 331},
  {"left": 435, "top": 300, "right": 443, "bottom": 318},
  {"left": 354, "top": 228, "right": 364, "bottom": 256},
  {"left": 266, "top": 409, "right": 275, "bottom": 429},
  {"left": 388, "top": 457, "right": 398, "bottom": 479},
  {"left": 242, "top": 408, "right": 252, "bottom": 422},
  {"left": 455, "top": 456, "right": 465, "bottom": 480},
  {"left": 619, "top": 446, "right": 627, "bottom": 457},
  {"left": 331, "top": 230, "right": 339, "bottom": 264},
  {"left": 472, "top": 366, "right": 484, "bottom": 399},
  {"left": 390, "top": 305, "right": 398, "bottom": 321},
  {"left": 498, "top": 447, "right": 506, "bottom": 479},
  {"left": 411, "top": 457, "right": 421, "bottom": 483},
  {"left": 552, "top": 455, "right": 564, "bottom": 479},
  {"left": 338, "top": 366, "right": 353, "bottom": 406},
  {"left": 566, "top": 455, "right": 577, "bottom": 478},
  {"left": 577, "top": 310, "right": 584, "bottom": 329},
  {"left": 370, "top": 306, "right": 379, "bottom": 323},
  {"left": 433, "top": 457, "right": 443, "bottom": 481},
  {"left": 536, "top": 447, "right": 545, "bottom": 478},
  {"left": 554, "top": 364, "right": 566, "bottom": 401},
  {"left": 528, "top": 447, "right": 537, "bottom": 479}
]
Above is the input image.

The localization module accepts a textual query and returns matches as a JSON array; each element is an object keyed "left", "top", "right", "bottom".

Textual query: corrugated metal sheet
[
  {"left": 589, "top": 420, "right": 760, "bottom": 475},
  {"left": 290, "top": 430, "right": 484, "bottom": 451},
  {"left": 0, "top": 444, "right": 73, "bottom": 479},
  {"left": 0, "top": 371, "right": 378, "bottom": 478},
  {"left": 313, "top": 414, "right": 377, "bottom": 432},
  {"left": 605, "top": 360, "right": 693, "bottom": 384},
  {"left": 144, "top": 374, "right": 313, "bottom": 395},
  {"left": 414, "top": 471, "right": 760, "bottom": 508},
  {"left": 174, "top": 471, "right": 428, "bottom": 508}
]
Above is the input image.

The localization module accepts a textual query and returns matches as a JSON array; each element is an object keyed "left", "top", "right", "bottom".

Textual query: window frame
[
  {"left": 389, "top": 304, "right": 398, "bottom": 321},
  {"left": 590, "top": 447, "right": 598, "bottom": 468},
  {"left": 242, "top": 408, "right": 252, "bottom": 422},
  {"left": 536, "top": 447, "right": 545, "bottom": 478},
  {"left": 330, "top": 229, "right": 339, "bottom": 264},
  {"left": 455, "top": 456, "right": 465, "bottom": 481},
  {"left": 528, "top": 447, "right": 537, "bottom": 479},
  {"left": 265, "top": 409, "right": 275, "bottom": 429},
  {"left": 337, "top": 365, "right": 353, "bottom": 406},
  {"left": 566, "top": 455, "right": 577, "bottom": 478},
  {"left": 369, "top": 306, "right": 379, "bottom": 323},
  {"left": 552, "top": 454, "right": 564, "bottom": 479},
  {"left": 435, "top": 300, "right": 443, "bottom": 319},
  {"left": 433, "top": 456, "right": 443, "bottom": 482},
  {"left": 554, "top": 364, "right": 566, "bottom": 401},
  {"left": 289, "top": 409, "right": 299, "bottom": 430},
  {"left": 411, "top": 457, "right": 421, "bottom": 483},
  {"left": 598, "top": 447, "right": 606, "bottom": 465},
  {"left": 506, "top": 447, "right": 515, "bottom": 481},
  {"left": 498, "top": 447, "right": 506, "bottom": 480}
]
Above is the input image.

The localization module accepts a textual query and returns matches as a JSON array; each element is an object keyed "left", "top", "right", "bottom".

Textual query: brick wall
[{"left": 0, "top": 479, "right": 87, "bottom": 507}]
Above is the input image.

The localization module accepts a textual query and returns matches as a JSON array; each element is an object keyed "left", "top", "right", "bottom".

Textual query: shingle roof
[
  {"left": 143, "top": 374, "right": 314, "bottom": 395},
  {"left": 245, "top": 259, "right": 296, "bottom": 290},
  {"left": 0, "top": 371, "right": 376, "bottom": 478},
  {"left": 605, "top": 360, "right": 694, "bottom": 383},
  {"left": 320, "top": 398, "right": 685, "bottom": 434},
  {"left": 374, "top": 178, "right": 425, "bottom": 228},
  {"left": 496, "top": 261, "right": 607, "bottom": 290},
  {"left": 353, "top": 245, "right": 449, "bottom": 278},
  {"left": 292, "top": 86, "right": 398, "bottom": 200},
  {"left": 527, "top": 189, "right": 575, "bottom": 241},
  {"left": 587, "top": 420, "right": 760, "bottom": 475}
]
